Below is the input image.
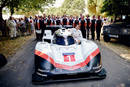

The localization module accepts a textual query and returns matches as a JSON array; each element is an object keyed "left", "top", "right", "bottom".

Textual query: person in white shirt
[
  {"left": 71, "top": 25, "right": 83, "bottom": 43},
  {"left": 6, "top": 17, "right": 17, "bottom": 39}
]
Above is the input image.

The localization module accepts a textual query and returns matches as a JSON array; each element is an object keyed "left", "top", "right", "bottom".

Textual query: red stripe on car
[{"left": 35, "top": 48, "right": 100, "bottom": 70}]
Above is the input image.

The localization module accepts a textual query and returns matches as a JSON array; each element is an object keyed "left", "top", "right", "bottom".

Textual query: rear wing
[
  {"left": 45, "top": 25, "right": 73, "bottom": 34},
  {"left": 63, "top": 25, "right": 73, "bottom": 29},
  {"left": 45, "top": 25, "right": 62, "bottom": 34},
  {"left": 46, "top": 25, "right": 73, "bottom": 29}
]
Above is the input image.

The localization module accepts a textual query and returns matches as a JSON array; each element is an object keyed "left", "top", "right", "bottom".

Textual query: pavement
[
  {"left": 0, "top": 38, "right": 130, "bottom": 87},
  {"left": 99, "top": 38, "right": 130, "bottom": 62}
]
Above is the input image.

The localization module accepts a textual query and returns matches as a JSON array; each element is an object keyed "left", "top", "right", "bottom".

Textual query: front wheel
[{"left": 103, "top": 35, "right": 111, "bottom": 42}]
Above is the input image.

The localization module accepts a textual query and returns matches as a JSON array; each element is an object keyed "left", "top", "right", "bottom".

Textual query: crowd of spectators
[
  {"left": 33, "top": 14, "right": 109, "bottom": 41},
  {"left": 0, "top": 16, "right": 35, "bottom": 39},
  {"left": 0, "top": 14, "right": 109, "bottom": 41}
]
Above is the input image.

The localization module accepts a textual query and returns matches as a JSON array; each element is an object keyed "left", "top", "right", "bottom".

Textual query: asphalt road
[{"left": 0, "top": 38, "right": 130, "bottom": 87}]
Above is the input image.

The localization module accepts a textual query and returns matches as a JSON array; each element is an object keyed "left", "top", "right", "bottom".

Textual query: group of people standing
[
  {"left": 34, "top": 14, "right": 104, "bottom": 41},
  {"left": 6, "top": 16, "right": 35, "bottom": 39},
  {"left": 1, "top": 13, "right": 104, "bottom": 42}
]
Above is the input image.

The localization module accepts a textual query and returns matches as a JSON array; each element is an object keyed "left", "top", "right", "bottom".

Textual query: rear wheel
[{"left": 103, "top": 35, "right": 111, "bottom": 42}]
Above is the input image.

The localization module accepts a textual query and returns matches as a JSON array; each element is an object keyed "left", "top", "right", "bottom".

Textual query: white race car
[{"left": 32, "top": 27, "right": 106, "bottom": 83}]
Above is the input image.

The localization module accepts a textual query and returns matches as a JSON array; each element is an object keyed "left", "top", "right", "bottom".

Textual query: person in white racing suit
[{"left": 71, "top": 25, "right": 83, "bottom": 43}]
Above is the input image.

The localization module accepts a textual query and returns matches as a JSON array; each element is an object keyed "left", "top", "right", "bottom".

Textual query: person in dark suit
[
  {"left": 90, "top": 15, "right": 96, "bottom": 40},
  {"left": 46, "top": 15, "right": 52, "bottom": 25},
  {"left": 86, "top": 14, "right": 91, "bottom": 39},
  {"left": 56, "top": 16, "right": 61, "bottom": 25},
  {"left": 68, "top": 15, "right": 74, "bottom": 26},
  {"left": 79, "top": 16, "right": 86, "bottom": 38},
  {"left": 62, "top": 15, "right": 68, "bottom": 25},
  {"left": 73, "top": 16, "right": 79, "bottom": 28},
  {"left": 96, "top": 16, "right": 103, "bottom": 41}
]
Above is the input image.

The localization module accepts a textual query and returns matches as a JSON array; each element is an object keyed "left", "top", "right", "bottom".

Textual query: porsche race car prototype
[{"left": 32, "top": 28, "right": 106, "bottom": 83}]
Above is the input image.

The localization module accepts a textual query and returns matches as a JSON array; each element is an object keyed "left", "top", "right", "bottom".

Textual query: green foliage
[
  {"left": 0, "top": 0, "right": 55, "bottom": 15},
  {"left": 101, "top": 0, "right": 130, "bottom": 17},
  {"left": 86, "top": 0, "right": 104, "bottom": 16},
  {"left": 14, "top": 0, "right": 55, "bottom": 15},
  {"left": 46, "top": 0, "right": 85, "bottom": 16}
]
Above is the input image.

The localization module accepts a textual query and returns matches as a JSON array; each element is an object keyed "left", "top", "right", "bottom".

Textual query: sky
[{"left": 53, "top": 0, "right": 65, "bottom": 8}]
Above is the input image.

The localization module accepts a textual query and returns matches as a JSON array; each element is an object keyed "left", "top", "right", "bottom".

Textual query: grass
[{"left": 0, "top": 35, "right": 33, "bottom": 58}]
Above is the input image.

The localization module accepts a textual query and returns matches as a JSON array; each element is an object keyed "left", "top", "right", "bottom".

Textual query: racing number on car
[{"left": 63, "top": 53, "right": 75, "bottom": 62}]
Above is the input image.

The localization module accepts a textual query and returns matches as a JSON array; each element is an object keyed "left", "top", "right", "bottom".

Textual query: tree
[
  {"left": 0, "top": 0, "right": 22, "bottom": 21},
  {"left": 46, "top": 0, "right": 85, "bottom": 16},
  {"left": 86, "top": 0, "right": 104, "bottom": 16},
  {"left": 101, "top": 0, "right": 130, "bottom": 18},
  {"left": 16, "top": 0, "right": 55, "bottom": 15},
  {"left": 0, "top": 0, "right": 55, "bottom": 20},
  {"left": 0, "top": 0, "right": 22, "bottom": 33},
  {"left": 0, "top": 0, "right": 55, "bottom": 30}
]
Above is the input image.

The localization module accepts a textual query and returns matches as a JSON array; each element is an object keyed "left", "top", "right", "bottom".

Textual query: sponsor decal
[{"left": 63, "top": 53, "right": 75, "bottom": 62}]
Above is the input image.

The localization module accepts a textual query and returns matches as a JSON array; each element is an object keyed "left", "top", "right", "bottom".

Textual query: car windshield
[
  {"left": 53, "top": 35, "right": 75, "bottom": 45},
  {"left": 112, "top": 22, "right": 130, "bottom": 28}
]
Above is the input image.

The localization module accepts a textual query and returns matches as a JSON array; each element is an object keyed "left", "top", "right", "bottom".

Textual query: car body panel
[
  {"left": 32, "top": 28, "right": 106, "bottom": 83},
  {"left": 35, "top": 40, "right": 99, "bottom": 70}
]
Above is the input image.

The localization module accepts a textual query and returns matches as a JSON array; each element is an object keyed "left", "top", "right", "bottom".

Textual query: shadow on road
[
  {"left": 106, "top": 39, "right": 130, "bottom": 47},
  {"left": 32, "top": 78, "right": 105, "bottom": 86}
]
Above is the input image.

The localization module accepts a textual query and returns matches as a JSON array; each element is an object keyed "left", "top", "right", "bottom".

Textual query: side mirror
[{"left": 0, "top": 54, "right": 7, "bottom": 68}]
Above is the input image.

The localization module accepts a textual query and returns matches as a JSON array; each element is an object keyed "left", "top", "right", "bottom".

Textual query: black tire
[
  {"left": 0, "top": 54, "right": 7, "bottom": 68},
  {"left": 103, "top": 35, "right": 111, "bottom": 42}
]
